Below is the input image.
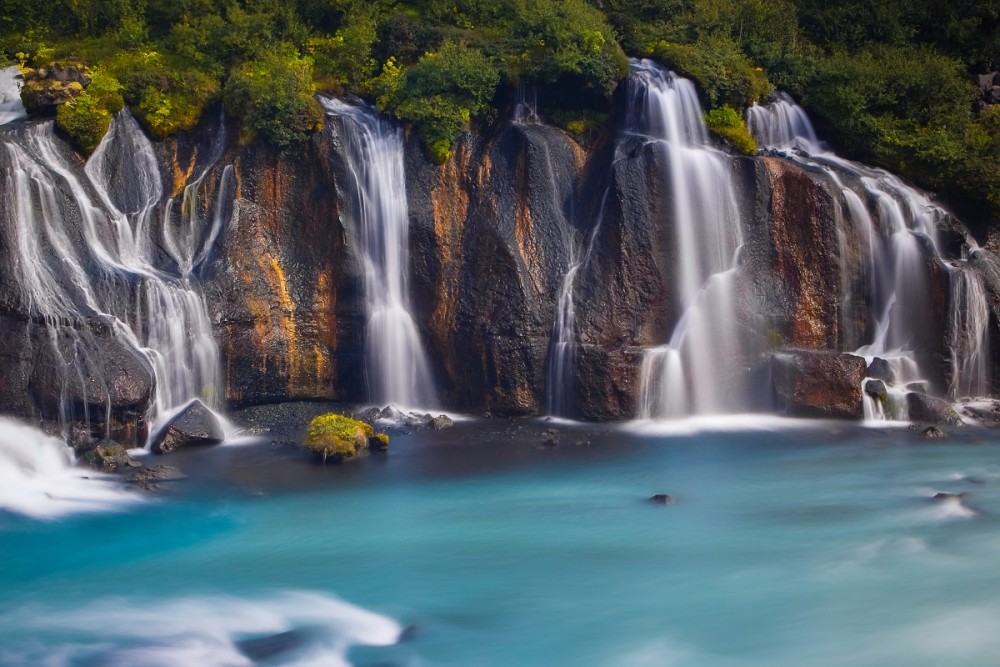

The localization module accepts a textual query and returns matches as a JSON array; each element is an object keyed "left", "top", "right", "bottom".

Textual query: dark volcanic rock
[
  {"left": 237, "top": 630, "right": 308, "bottom": 662},
  {"left": 126, "top": 464, "right": 186, "bottom": 490},
  {"left": 85, "top": 440, "right": 131, "bottom": 472},
  {"left": 906, "top": 393, "right": 963, "bottom": 426},
  {"left": 932, "top": 492, "right": 967, "bottom": 502},
  {"left": 541, "top": 428, "right": 559, "bottom": 446},
  {"left": 407, "top": 121, "right": 580, "bottom": 416},
  {"left": 771, "top": 351, "right": 867, "bottom": 419},
  {"left": 150, "top": 400, "right": 225, "bottom": 454},
  {"left": 430, "top": 414, "right": 454, "bottom": 430},
  {"left": 922, "top": 426, "right": 947, "bottom": 439},
  {"left": 864, "top": 379, "right": 888, "bottom": 402},
  {"left": 649, "top": 494, "right": 674, "bottom": 505},
  {"left": 866, "top": 358, "right": 896, "bottom": 385}
]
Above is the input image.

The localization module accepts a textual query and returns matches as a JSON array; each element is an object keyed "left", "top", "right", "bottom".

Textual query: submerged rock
[
  {"left": 125, "top": 464, "right": 185, "bottom": 490},
  {"left": 236, "top": 630, "right": 308, "bottom": 662},
  {"left": 771, "top": 351, "right": 867, "bottom": 419},
  {"left": 84, "top": 439, "right": 130, "bottom": 472},
  {"left": 906, "top": 393, "right": 963, "bottom": 426},
  {"left": 541, "top": 429, "right": 559, "bottom": 446},
  {"left": 150, "top": 400, "right": 225, "bottom": 454},
  {"left": 922, "top": 426, "right": 947, "bottom": 439},
  {"left": 932, "top": 492, "right": 968, "bottom": 502},
  {"left": 648, "top": 494, "right": 674, "bottom": 505}
]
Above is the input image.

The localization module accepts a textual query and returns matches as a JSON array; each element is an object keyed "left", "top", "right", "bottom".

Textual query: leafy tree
[{"left": 223, "top": 46, "right": 323, "bottom": 146}]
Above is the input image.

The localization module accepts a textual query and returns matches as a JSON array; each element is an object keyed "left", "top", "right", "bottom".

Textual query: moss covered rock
[
  {"left": 84, "top": 439, "right": 130, "bottom": 472},
  {"left": 304, "top": 413, "right": 388, "bottom": 462}
]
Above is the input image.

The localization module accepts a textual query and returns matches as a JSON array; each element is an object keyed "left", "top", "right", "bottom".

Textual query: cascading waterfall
[
  {"left": 631, "top": 60, "right": 746, "bottom": 419},
  {"left": 749, "top": 94, "right": 991, "bottom": 417},
  {"left": 320, "top": 98, "right": 437, "bottom": 409},
  {"left": 0, "top": 112, "right": 226, "bottom": 439}
]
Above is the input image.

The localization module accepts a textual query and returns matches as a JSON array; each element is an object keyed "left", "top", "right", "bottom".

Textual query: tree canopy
[{"left": 2, "top": 0, "right": 997, "bottom": 221}]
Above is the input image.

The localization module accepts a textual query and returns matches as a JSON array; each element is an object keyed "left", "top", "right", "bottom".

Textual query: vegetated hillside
[{"left": 2, "top": 0, "right": 998, "bottom": 228}]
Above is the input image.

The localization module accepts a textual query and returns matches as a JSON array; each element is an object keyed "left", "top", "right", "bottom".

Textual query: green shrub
[
  {"left": 304, "top": 413, "right": 383, "bottom": 462},
  {"left": 703, "top": 104, "right": 757, "bottom": 154},
  {"left": 108, "top": 51, "right": 219, "bottom": 138},
  {"left": 223, "top": 47, "right": 323, "bottom": 146},
  {"left": 375, "top": 41, "right": 499, "bottom": 164},
  {"left": 55, "top": 68, "right": 123, "bottom": 154},
  {"left": 307, "top": 11, "right": 377, "bottom": 92},
  {"left": 506, "top": 0, "right": 629, "bottom": 104},
  {"left": 652, "top": 37, "right": 773, "bottom": 108}
]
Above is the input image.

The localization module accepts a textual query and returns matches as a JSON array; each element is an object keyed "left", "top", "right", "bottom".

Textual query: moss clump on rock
[
  {"left": 54, "top": 68, "right": 123, "bottom": 154},
  {"left": 304, "top": 413, "right": 388, "bottom": 463},
  {"left": 703, "top": 104, "right": 757, "bottom": 155}
]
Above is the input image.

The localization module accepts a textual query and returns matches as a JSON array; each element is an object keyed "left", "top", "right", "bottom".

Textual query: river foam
[
  {"left": 0, "top": 418, "right": 140, "bottom": 520},
  {"left": 0, "top": 591, "right": 401, "bottom": 667}
]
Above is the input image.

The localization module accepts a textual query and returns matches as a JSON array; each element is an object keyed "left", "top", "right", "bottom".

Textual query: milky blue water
[{"left": 3, "top": 421, "right": 1000, "bottom": 666}]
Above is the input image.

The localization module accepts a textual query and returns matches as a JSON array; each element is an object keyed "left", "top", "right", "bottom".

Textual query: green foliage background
[{"left": 2, "top": 0, "right": 998, "bottom": 223}]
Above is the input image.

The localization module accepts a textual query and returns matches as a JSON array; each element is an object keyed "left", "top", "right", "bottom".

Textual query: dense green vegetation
[{"left": 1, "top": 0, "right": 997, "bottom": 222}]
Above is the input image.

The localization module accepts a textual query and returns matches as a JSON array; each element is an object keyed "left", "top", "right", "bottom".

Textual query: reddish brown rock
[{"left": 771, "top": 351, "right": 867, "bottom": 419}]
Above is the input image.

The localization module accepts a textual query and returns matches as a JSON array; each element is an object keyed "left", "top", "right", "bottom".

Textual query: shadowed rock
[
  {"left": 906, "top": 393, "right": 963, "bottom": 426},
  {"left": 150, "top": 400, "right": 225, "bottom": 454},
  {"left": 236, "top": 630, "right": 307, "bottom": 661}
]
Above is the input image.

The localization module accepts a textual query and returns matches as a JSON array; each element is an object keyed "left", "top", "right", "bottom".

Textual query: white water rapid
[
  {"left": 0, "top": 417, "right": 140, "bottom": 518},
  {"left": 320, "top": 98, "right": 437, "bottom": 409},
  {"left": 748, "top": 94, "right": 991, "bottom": 419},
  {"left": 631, "top": 60, "right": 747, "bottom": 419},
  {"left": 0, "top": 66, "right": 26, "bottom": 125}
]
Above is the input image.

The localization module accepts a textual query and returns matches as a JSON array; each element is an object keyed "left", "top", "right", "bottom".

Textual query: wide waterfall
[
  {"left": 631, "top": 60, "right": 747, "bottom": 419},
  {"left": 748, "top": 94, "right": 991, "bottom": 417},
  {"left": 321, "top": 98, "right": 437, "bottom": 409},
  {"left": 0, "top": 113, "right": 225, "bottom": 439}
]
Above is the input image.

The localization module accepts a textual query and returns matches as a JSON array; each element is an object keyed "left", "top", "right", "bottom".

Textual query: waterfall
[
  {"left": 749, "top": 93, "right": 991, "bottom": 416},
  {"left": 746, "top": 93, "right": 821, "bottom": 153},
  {"left": 631, "top": 60, "right": 746, "bottom": 419},
  {"left": 0, "top": 113, "right": 226, "bottom": 439},
  {"left": 0, "top": 66, "right": 26, "bottom": 125},
  {"left": 320, "top": 98, "right": 437, "bottom": 409}
]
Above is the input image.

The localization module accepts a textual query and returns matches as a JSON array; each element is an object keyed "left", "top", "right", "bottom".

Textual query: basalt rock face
[
  {"left": 197, "top": 131, "right": 352, "bottom": 408},
  {"left": 2, "top": 93, "right": 998, "bottom": 440},
  {"left": 407, "top": 121, "right": 581, "bottom": 415},
  {"left": 573, "top": 137, "right": 673, "bottom": 419}
]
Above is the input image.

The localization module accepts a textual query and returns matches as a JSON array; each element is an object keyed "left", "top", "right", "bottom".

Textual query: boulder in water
[
  {"left": 648, "top": 494, "right": 674, "bottom": 505},
  {"left": 864, "top": 379, "right": 888, "bottom": 403},
  {"left": 771, "top": 351, "right": 867, "bottom": 419},
  {"left": 541, "top": 429, "right": 559, "bottom": 446},
  {"left": 125, "top": 464, "right": 186, "bottom": 490},
  {"left": 922, "top": 426, "right": 947, "bottom": 439},
  {"left": 430, "top": 414, "right": 454, "bottom": 430},
  {"left": 150, "top": 400, "right": 225, "bottom": 454},
  {"left": 866, "top": 358, "right": 896, "bottom": 385},
  {"left": 85, "top": 439, "right": 130, "bottom": 471},
  {"left": 906, "top": 393, "right": 963, "bottom": 426},
  {"left": 236, "top": 630, "right": 308, "bottom": 661},
  {"left": 932, "top": 492, "right": 968, "bottom": 502},
  {"left": 303, "top": 413, "right": 387, "bottom": 462}
]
